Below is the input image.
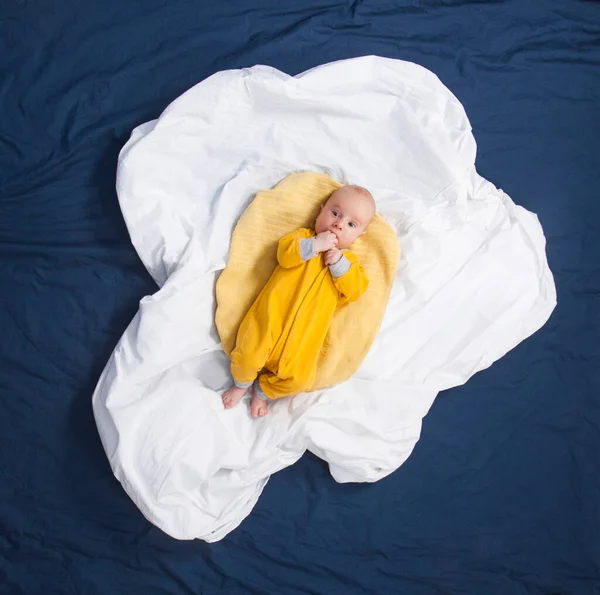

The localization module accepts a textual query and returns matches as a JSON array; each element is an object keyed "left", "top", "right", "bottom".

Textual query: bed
[{"left": 1, "top": 1, "right": 599, "bottom": 593}]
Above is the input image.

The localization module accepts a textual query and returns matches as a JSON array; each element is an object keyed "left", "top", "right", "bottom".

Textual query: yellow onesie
[{"left": 230, "top": 228, "right": 369, "bottom": 400}]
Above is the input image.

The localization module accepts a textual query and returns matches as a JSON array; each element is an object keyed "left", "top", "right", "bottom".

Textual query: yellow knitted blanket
[{"left": 215, "top": 172, "right": 400, "bottom": 391}]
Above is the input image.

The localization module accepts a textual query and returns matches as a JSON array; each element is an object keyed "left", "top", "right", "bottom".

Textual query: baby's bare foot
[
  {"left": 250, "top": 388, "right": 268, "bottom": 418},
  {"left": 222, "top": 386, "right": 247, "bottom": 409}
]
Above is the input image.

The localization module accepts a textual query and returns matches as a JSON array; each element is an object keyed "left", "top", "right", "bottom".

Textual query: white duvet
[{"left": 92, "top": 56, "right": 556, "bottom": 542}]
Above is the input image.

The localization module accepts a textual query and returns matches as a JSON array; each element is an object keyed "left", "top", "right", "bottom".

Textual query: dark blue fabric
[{"left": 1, "top": 1, "right": 599, "bottom": 593}]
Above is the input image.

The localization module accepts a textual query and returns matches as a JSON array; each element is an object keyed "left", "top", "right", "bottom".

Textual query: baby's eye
[
  {"left": 332, "top": 210, "right": 339, "bottom": 217},
  {"left": 348, "top": 222, "right": 356, "bottom": 228}
]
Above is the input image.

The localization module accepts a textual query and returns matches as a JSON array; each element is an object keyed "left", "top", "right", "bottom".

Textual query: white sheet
[{"left": 92, "top": 56, "right": 556, "bottom": 542}]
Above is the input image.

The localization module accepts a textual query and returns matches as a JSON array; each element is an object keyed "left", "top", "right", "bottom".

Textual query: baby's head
[{"left": 315, "top": 185, "right": 375, "bottom": 248}]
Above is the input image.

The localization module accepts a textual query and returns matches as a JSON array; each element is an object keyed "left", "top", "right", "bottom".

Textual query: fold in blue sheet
[{"left": 1, "top": 1, "right": 598, "bottom": 593}]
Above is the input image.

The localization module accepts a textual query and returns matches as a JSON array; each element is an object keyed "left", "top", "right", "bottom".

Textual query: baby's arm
[
  {"left": 327, "top": 250, "right": 369, "bottom": 302},
  {"left": 277, "top": 229, "right": 337, "bottom": 268}
]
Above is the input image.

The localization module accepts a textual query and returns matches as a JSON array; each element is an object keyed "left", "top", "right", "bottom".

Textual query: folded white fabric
[{"left": 92, "top": 56, "right": 556, "bottom": 542}]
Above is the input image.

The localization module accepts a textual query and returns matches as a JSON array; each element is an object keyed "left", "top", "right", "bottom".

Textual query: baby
[{"left": 222, "top": 184, "right": 375, "bottom": 417}]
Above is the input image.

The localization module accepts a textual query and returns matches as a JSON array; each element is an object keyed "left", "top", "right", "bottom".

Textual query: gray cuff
[
  {"left": 254, "top": 380, "right": 268, "bottom": 401},
  {"left": 300, "top": 237, "right": 317, "bottom": 261},
  {"left": 233, "top": 378, "right": 254, "bottom": 389},
  {"left": 328, "top": 254, "right": 352, "bottom": 278}
]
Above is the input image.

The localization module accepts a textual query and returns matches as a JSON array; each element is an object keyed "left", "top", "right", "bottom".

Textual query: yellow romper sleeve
[
  {"left": 276, "top": 228, "right": 314, "bottom": 268},
  {"left": 329, "top": 251, "right": 369, "bottom": 304}
]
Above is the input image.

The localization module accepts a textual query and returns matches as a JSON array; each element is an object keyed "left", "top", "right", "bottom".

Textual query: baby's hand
[
  {"left": 314, "top": 231, "right": 338, "bottom": 253},
  {"left": 324, "top": 248, "right": 342, "bottom": 266}
]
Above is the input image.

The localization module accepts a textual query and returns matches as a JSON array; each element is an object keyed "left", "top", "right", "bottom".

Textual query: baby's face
[{"left": 315, "top": 187, "right": 374, "bottom": 248}]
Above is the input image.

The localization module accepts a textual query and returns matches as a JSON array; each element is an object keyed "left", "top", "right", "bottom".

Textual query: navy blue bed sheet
[{"left": 1, "top": 1, "right": 599, "bottom": 593}]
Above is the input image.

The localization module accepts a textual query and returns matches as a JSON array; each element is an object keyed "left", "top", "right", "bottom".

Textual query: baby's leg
[
  {"left": 250, "top": 383, "right": 269, "bottom": 418},
  {"left": 225, "top": 312, "right": 272, "bottom": 410}
]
